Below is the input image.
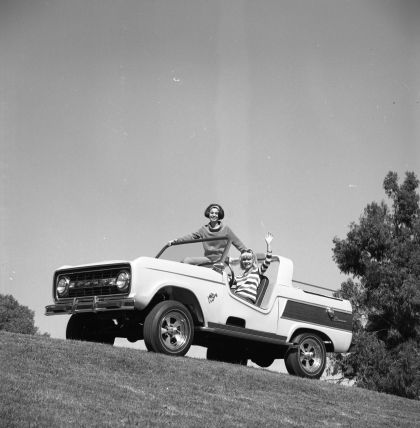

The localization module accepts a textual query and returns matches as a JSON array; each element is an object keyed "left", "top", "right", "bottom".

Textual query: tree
[
  {"left": 331, "top": 171, "right": 420, "bottom": 399},
  {"left": 0, "top": 294, "right": 39, "bottom": 335}
]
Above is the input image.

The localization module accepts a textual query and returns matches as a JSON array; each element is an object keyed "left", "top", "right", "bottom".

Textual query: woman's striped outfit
[{"left": 232, "top": 251, "right": 272, "bottom": 304}]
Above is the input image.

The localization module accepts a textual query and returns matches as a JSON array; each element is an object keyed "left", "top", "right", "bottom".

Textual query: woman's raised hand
[{"left": 265, "top": 232, "right": 274, "bottom": 246}]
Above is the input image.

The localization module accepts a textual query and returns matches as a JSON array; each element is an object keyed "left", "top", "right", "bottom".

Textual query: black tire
[
  {"left": 66, "top": 314, "right": 115, "bottom": 345},
  {"left": 251, "top": 354, "right": 275, "bottom": 368},
  {"left": 207, "top": 344, "right": 248, "bottom": 366},
  {"left": 286, "top": 333, "right": 326, "bottom": 379},
  {"left": 284, "top": 350, "right": 296, "bottom": 375},
  {"left": 95, "top": 320, "right": 116, "bottom": 345},
  {"left": 143, "top": 300, "right": 194, "bottom": 356}
]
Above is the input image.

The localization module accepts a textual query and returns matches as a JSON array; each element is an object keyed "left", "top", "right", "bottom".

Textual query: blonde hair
[{"left": 239, "top": 249, "right": 259, "bottom": 270}]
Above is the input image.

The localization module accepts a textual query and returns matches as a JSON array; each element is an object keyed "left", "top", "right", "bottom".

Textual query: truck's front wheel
[{"left": 143, "top": 300, "right": 194, "bottom": 356}]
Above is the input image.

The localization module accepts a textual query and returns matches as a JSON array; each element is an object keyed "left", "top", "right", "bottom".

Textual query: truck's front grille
[{"left": 54, "top": 263, "right": 131, "bottom": 298}]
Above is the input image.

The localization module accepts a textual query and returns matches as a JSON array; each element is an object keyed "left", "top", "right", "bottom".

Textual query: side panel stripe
[{"left": 282, "top": 300, "right": 353, "bottom": 332}]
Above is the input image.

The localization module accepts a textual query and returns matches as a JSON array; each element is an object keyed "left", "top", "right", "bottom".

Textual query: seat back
[{"left": 255, "top": 275, "right": 269, "bottom": 307}]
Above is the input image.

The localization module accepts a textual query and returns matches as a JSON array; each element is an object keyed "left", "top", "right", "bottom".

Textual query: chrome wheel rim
[
  {"left": 298, "top": 338, "right": 323, "bottom": 373},
  {"left": 159, "top": 310, "right": 190, "bottom": 351}
]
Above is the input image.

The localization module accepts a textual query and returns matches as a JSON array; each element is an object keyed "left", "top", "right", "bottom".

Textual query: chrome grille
[{"left": 55, "top": 264, "right": 131, "bottom": 298}]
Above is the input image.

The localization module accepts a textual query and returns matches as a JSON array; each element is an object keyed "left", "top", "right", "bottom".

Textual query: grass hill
[{"left": 1, "top": 331, "right": 419, "bottom": 427}]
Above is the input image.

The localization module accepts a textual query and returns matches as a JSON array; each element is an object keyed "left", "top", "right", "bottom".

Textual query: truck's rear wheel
[
  {"left": 144, "top": 300, "right": 194, "bottom": 356},
  {"left": 284, "top": 350, "right": 296, "bottom": 375},
  {"left": 66, "top": 314, "right": 115, "bottom": 345},
  {"left": 286, "top": 333, "right": 326, "bottom": 379}
]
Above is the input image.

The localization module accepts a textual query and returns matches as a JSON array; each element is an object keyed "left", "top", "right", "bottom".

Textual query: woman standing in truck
[{"left": 168, "top": 203, "right": 247, "bottom": 265}]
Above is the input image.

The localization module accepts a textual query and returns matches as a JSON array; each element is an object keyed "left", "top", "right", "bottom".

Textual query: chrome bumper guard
[{"left": 45, "top": 296, "right": 135, "bottom": 315}]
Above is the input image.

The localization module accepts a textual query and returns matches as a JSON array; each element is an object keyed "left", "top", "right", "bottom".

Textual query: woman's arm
[
  {"left": 168, "top": 228, "right": 203, "bottom": 246},
  {"left": 225, "top": 226, "right": 247, "bottom": 252},
  {"left": 260, "top": 232, "right": 274, "bottom": 274}
]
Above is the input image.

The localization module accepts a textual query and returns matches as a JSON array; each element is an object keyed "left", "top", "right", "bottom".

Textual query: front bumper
[{"left": 45, "top": 296, "right": 135, "bottom": 315}]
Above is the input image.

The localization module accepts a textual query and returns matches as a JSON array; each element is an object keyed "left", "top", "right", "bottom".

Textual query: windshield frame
[{"left": 155, "top": 237, "right": 232, "bottom": 264}]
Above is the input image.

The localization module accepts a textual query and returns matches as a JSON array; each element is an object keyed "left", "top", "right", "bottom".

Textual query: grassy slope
[{"left": 1, "top": 332, "right": 419, "bottom": 427}]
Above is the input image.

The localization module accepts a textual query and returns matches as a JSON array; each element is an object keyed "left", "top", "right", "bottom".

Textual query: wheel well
[
  {"left": 147, "top": 286, "right": 204, "bottom": 326},
  {"left": 289, "top": 328, "right": 335, "bottom": 352}
]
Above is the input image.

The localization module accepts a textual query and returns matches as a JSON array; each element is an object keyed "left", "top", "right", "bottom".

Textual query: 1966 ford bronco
[{"left": 46, "top": 237, "right": 353, "bottom": 379}]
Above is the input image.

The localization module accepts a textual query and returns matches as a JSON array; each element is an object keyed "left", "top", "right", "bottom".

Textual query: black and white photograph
[{"left": 1, "top": 0, "right": 419, "bottom": 426}]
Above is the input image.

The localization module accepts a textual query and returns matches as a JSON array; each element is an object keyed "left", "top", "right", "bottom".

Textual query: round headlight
[
  {"left": 57, "top": 276, "right": 70, "bottom": 297},
  {"left": 116, "top": 271, "right": 130, "bottom": 291}
]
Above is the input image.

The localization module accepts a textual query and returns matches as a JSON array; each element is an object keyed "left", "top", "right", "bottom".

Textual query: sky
[{"left": 1, "top": 0, "right": 419, "bottom": 358}]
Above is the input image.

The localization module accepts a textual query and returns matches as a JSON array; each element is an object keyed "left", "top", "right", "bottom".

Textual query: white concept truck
[{"left": 46, "top": 237, "right": 353, "bottom": 379}]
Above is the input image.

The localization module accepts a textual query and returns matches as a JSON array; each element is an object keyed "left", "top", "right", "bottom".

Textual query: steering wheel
[
  {"left": 225, "top": 263, "right": 235, "bottom": 287},
  {"left": 212, "top": 261, "right": 236, "bottom": 287}
]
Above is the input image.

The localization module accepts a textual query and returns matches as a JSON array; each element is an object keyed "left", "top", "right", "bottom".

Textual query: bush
[{"left": 0, "top": 294, "right": 38, "bottom": 335}]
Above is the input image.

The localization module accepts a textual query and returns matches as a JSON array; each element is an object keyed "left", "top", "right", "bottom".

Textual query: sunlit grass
[{"left": 1, "top": 331, "right": 418, "bottom": 427}]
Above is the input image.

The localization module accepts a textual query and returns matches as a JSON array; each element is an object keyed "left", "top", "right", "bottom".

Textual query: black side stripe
[{"left": 282, "top": 300, "right": 353, "bottom": 332}]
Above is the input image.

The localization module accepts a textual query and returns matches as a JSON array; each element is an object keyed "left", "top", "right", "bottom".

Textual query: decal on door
[{"left": 208, "top": 292, "right": 218, "bottom": 303}]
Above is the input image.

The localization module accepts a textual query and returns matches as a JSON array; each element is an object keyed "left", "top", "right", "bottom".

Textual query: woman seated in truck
[
  {"left": 168, "top": 203, "right": 247, "bottom": 265},
  {"left": 230, "top": 232, "right": 273, "bottom": 304}
]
